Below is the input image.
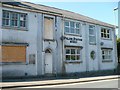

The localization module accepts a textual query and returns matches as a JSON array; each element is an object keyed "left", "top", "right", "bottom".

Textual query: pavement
[{"left": 1, "top": 75, "right": 119, "bottom": 89}]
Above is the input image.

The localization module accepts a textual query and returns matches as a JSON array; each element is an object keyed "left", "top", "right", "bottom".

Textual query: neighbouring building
[
  {"left": 0, "top": 1, "right": 118, "bottom": 77},
  {"left": 118, "top": 1, "right": 120, "bottom": 38}
]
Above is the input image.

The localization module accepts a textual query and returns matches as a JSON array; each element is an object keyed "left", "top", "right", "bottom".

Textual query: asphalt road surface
[{"left": 19, "top": 79, "right": 119, "bottom": 88}]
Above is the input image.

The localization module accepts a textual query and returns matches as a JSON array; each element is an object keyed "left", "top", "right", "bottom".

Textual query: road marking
[{"left": 20, "top": 79, "right": 118, "bottom": 88}]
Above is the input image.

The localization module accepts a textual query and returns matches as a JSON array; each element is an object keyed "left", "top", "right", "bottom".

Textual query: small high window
[{"left": 101, "top": 28, "right": 110, "bottom": 39}]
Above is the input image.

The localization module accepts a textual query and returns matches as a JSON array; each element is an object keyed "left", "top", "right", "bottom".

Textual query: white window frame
[
  {"left": 89, "top": 25, "right": 96, "bottom": 44},
  {"left": 101, "top": 28, "right": 111, "bottom": 39},
  {"left": 64, "top": 20, "right": 81, "bottom": 36},
  {"left": 102, "top": 49, "right": 112, "bottom": 62},
  {"left": 65, "top": 47, "right": 81, "bottom": 61}
]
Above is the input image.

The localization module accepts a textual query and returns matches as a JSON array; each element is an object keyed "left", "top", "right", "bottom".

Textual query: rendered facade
[{"left": 0, "top": 1, "right": 118, "bottom": 77}]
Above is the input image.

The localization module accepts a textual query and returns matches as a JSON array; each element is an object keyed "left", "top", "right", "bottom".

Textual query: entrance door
[
  {"left": 89, "top": 50, "right": 98, "bottom": 71},
  {"left": 45, "top": 49, "right": 52, "bottom": 74}
]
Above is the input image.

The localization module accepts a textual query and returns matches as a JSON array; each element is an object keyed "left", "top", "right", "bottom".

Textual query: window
[
  {"left": 102, "top": 49, "right": 112, "bottom": 61},
  {"left": 64, "top": 20, "right": 81, "bottom": 35},
  {"left": 20, "top": 14, "right": 27, "bottom": 28},
  {"left": 101, "top": 28, "right": 110, "bottom": 39},
  {"left": 44, "top": 17, "right": 54, "bottom": 40},
  {"left": 89, "top": 25, "right": 96, "bottom": 44},
  {"left": 65, "top": 47, "right": 81, "bottom": 61},
  {"left": 11, "top": 12, "right": 19, "bottom": 27},
  {"left": 2, "top": 10, "right": 27, "bottom": 29},
  {"left": 2, "top": 10, "right": 10, "bottom": 26},
  {"left": 1, "top": 46, "right": 26, "bottom": 63}
]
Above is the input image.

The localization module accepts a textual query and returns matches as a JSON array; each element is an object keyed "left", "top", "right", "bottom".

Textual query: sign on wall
[{"left": 61, "top": 36, "right": 82, "bottom": 43}]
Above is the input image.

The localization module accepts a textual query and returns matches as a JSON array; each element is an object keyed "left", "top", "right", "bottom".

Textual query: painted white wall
[
  {"left": 99, "top": 27, "right": 116, "bottom": 70},
  {"left": 64, "top": 22, "right": 87, "bottom": 73},
  {"left": 0, "top": 5, "right": 117, "bottom": 77},
  {"left": 41, "top": 15, "right": 64, "bottom": 75},
  {"left": 0, "top": 7, "right": 38, "bottom": 77}
]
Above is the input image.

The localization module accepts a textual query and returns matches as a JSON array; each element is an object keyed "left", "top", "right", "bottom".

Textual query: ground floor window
[
  {"left": 65, "top": 47, "right": 81, "bottom": 61},
  {"left": 102, "top": 49, "right": 112, "bottom": 61},
  {"left": 1, "top": 45, "right": 26, "bottom": 63}
]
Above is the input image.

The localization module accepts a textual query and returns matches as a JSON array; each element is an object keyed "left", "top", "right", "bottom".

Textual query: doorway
[{"left": 44, "top": 49, "right": 53, "bottom": 74}]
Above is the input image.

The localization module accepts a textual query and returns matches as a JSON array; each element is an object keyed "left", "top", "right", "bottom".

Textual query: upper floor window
[
  {"left": 101, "top": 28, "right": 110, "bottom": 39},
  {"left": 2, "top": 11, "right": 10, "bottom": 26},
  {"left": 64, "top": 20, "right": 81, "bottom": 35},
  {"left": 89, "top": 25, "right": 96, "bottom": 44},
  {"left": 2, "top": 10, "right": 27, "bottom": 29}
]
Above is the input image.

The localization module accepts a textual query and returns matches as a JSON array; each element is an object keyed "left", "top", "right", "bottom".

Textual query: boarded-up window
[
  {"left": 1, "top": 46, "right": 26, "bottom": 63},
  {"left": 44, "top": 17, "right": 54, "bottom": 40}
]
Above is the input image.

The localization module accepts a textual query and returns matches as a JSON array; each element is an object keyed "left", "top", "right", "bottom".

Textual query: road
[{"left": 19, "top": 79, "right": 118, "bottom": 88}]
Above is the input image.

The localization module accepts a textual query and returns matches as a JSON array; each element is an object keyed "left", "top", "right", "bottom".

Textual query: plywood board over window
[
  {"left": 2, "top": 46, "right": 26, "bottom": 63},
  {"left": 44, "top": 17, "right": 54, "bottom": 40}
]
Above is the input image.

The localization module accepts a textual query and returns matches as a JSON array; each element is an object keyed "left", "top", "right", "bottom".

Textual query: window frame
[
  {"left": 64, "top": 20, "right": 81, "bottom": 36},
  {"left": 65, "top": 47, "right": 82, "bottom": 62},
  {"left": 2, "top": 10, "right": 28, "bottom": 30},
  {"left": 2, "top": 10, "right": 10, "bottom": 26},
  {"left": 101, "top": 49, "right": 112, "bottom": 62},
  {"left": 89, "top": 25, "right": 96, "bottom": 44},
  {"left": 20, "top": 13, "right": 27, "bottom": 28},
  {"left": 101, "top": 28, "right": 111, "bottom": 39},
  {"left": 11, "top": 12, "right": 19, "bottom": 27}
]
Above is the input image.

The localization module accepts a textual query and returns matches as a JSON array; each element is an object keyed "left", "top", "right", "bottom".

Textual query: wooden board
[
  {"left": 2, "top": 46, "right": 26, "bottom": 63},
  {"left": 44, "top": 18, "right": 54, "bottom": 40}
]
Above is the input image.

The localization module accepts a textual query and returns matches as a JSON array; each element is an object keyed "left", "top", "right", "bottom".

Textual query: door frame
[
  {"left": 44, "top": 48, "right": 53, "bottom": 74},
  {"left": 89, "top": 50, "right": 98, "bottom": 71}
]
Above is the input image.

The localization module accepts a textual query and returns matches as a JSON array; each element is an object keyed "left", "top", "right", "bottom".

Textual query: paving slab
[{"left": 1, "top": 75, "right": 119, "bottom": 88}]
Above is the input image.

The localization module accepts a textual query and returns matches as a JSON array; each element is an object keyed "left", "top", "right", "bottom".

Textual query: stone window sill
[
  {"left": 102, "top": 60, "right": 113, "bottom": 62},
  {"left": 0, "top": 62, "right": 28, "bottom": 65},
  {"left": 65, "top": 60, "right": 83, "bottom": 64},
  {"left": 2, "top": 26, "right": 28, "bottom": 31}
]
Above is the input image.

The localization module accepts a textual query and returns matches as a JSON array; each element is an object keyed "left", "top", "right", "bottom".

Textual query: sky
[{"left": 22, "top": 0, "right": 119, "bottom": 35}]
